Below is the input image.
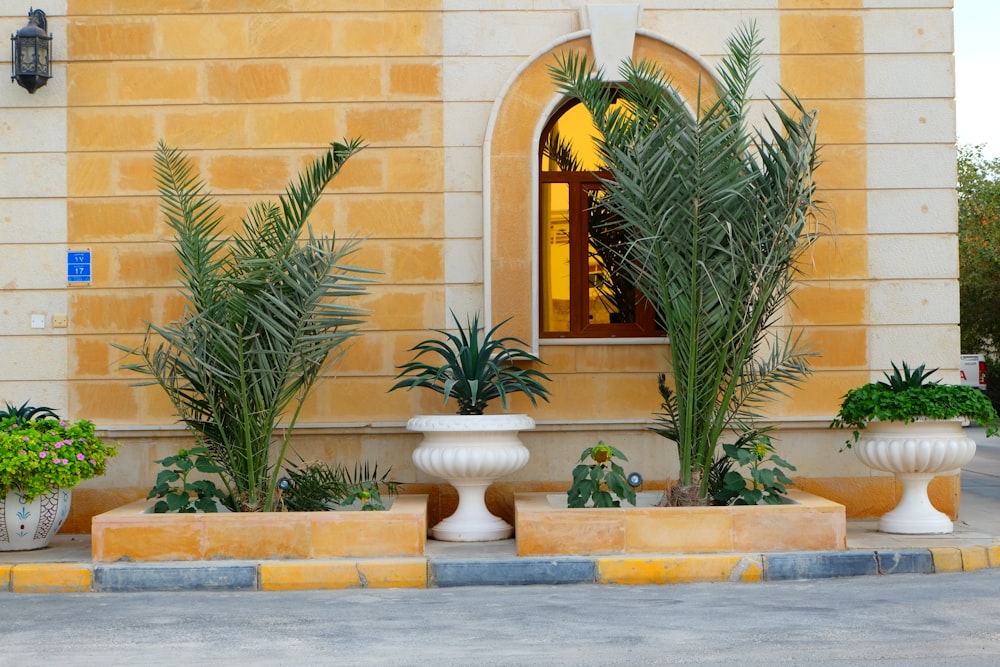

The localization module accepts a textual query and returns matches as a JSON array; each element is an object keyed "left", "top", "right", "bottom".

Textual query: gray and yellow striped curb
[{"left": 2, "top": 545, "right": 997, "bottom": 593}]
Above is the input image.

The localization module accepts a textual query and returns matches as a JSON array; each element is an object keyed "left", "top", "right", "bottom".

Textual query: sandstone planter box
[
  {"left": 514, "top": 489, "right": 845, "bottom": 556},
  {"left": 91, "top": 495, "right": 428, "bottom": 562}
]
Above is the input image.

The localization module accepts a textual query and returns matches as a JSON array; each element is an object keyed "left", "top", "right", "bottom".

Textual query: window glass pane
[
  {"left": 541, "top": 182, "right": 570, "bottom": 332},
  {"left": 587, "top": 188, "right": 636, "bottom": 325},
  {"left": 540, "top": 97, "right": 657, "bottom": 338}
]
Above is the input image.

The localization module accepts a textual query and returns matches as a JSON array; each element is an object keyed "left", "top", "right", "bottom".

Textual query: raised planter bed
[
  {"left": 514, "top": 489, "right": 845, "bottom": 556},
  {"left": 91, "top": 495, "right": 428, "bottom": 562}
]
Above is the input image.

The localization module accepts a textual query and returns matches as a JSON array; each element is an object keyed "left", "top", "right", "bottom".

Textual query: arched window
[{"left": 538, "top": 98, "right": 659, "bottom": 338}]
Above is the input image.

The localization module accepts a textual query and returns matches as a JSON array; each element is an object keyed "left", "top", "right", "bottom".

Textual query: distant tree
[{"left": 959, "top": 144, "right": 1000, "bottom": 354}]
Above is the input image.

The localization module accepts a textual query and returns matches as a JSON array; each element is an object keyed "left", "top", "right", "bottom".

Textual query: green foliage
[
  {"left": 0, "top": 401, "right": 59, "bottom": 422},
  {"left": 567, "top": 441, "right": 636, "bottom": 508},
  {"left": 148, "top": 447, "right": 230, "bottom": 513},
  {"left": 958, "top": 144, "right": 1000, "bottom": 355},
  {"left": 711, "top": 434, "right": 796, "bottom": 506},
  {"left": 278, "top": 459, "right": 401, "bottom": 512},
  {"left": 549, "top": 22, "right": 819, "bottom": 503},
  {"left": 390, "top": 311, "right": 552, "bottom": 415},
  {"left": 0, "top": 416, "right": 117, "bottom": 500},
  {"left": 832, "top": 361, "right": 1000, "bottom": 446},
  {"left": 115, "top": 140, "right": 374, "bottom": 512}
]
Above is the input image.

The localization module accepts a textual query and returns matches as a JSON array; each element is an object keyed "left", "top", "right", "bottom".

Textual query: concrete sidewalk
[{"left": 4, "top": 428, "right": 1000, "bottom": 593}]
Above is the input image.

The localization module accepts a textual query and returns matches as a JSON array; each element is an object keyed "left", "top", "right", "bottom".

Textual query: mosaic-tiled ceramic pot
[{"left": 0, "top": 487, "right": 71, "bottom": 551}]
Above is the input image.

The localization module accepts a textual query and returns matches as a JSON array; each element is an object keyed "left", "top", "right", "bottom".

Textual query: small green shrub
[
  {"left": 567, "top": 441, "right": 636, "bottom": 508},
  {"left": 710, "top": 435, "right": 795, "bottom": 506},
  {"left": 0, "top": 414, "right": 116, "bottom": 500},
  {"left": 277, "top": 460, "right": 400, "bottom": 512},
  {"left": 148, "top": 447, "right": 231, "bottom": 513}
]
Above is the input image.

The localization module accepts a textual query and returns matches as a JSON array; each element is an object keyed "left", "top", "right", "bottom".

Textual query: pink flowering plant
[{"left": 0, "top": 413, "right": 117, "bottom": 500}]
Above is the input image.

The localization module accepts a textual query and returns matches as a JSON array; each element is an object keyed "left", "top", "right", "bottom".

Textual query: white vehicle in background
[{"left": 960, "top": 354, "right": 987, "bottom": 391}]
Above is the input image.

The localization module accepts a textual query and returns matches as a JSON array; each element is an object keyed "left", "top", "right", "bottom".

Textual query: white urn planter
[
  {"left": 854, "top": 420, "right": 976, "bottom": 534},
  {"left": 407, "top": 414, "right": 533, "bottom": 542},
  {"left": 0, "top": 487, "right": 72, "bottom": 551}
]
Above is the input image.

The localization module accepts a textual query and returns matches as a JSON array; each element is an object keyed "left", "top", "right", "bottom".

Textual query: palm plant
[
  {"left": 549, "top": 23, "right": 821, "bottom": 504},
  {"left": 390, "top": 312, "right": 551, "bottom": 415},
  {"left": 116, "top": 139, "right": 374, "bottom": 511}
]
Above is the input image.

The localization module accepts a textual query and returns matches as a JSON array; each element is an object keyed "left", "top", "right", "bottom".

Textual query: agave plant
[
  {"left": 550, "top": 22, "right": 821, "bottom": 503},
  {"left": 116, "top": 139, "right": 375, "bottom": 512},
  {"left": 0, "top": 401, "right": 59, "bottom": 422},
  {"left": 878, "top": 361, "right": 938, "bottom": 391},
  {"left": 390, "top": 312, "right": 551, "bottom": 415}
]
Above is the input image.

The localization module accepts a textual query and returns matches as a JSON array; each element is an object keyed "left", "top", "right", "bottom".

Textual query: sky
[{"left": 955, "top": 0, "right": 1000, "bottom": 156}]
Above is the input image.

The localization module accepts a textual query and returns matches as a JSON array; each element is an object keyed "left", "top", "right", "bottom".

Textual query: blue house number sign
[{"left": 67, "top": 250, "right": 92, "bottom": 284}]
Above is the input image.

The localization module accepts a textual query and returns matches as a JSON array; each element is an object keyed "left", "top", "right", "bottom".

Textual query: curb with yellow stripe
[{"left": 3, "top": 546, "right": 999, "bottom": 593}]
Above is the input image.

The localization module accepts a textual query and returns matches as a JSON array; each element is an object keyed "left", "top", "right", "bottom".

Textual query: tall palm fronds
[
  {"left": 116, "top": 139, "right": 375, "bottom": 511},
  {"left": 549, "top": 23, "right": 821, "bottom": 502}
]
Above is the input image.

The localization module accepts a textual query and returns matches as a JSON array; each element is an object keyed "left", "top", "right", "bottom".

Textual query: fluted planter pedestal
[
  {"left": 407, "top": 414, "right": 533, "bottom": 542},
  {"left": 854, "top": 420, "right": 976, "bottom": 534}
]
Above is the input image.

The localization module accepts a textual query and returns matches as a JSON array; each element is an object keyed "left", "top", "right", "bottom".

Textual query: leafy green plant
[
  {"left": 116, "top": 140, "right": 374, "bottom": 512},
  {"left": 549, "top": 22, "right": 820, "bottom": 504},
  {"left": 711, "top": 435, "right": 796, "bottom": 506},
  {"left": 148, "top": 447, "right": 230, "bottom": 513},
  {"left": 832, "top": 361, "right": 1000, "bottom": 447},
  {"left": 567, "top": 441, "right": 636, "bottom": 508},
  {"left": 277, "top": 460, "right": 400, "bottom": 512},
  {"left": 390, "top": 311, "right": 551, "bottom": 415},
  {"left": 0, "top": 413, "right": 116, "bottom": 500}
]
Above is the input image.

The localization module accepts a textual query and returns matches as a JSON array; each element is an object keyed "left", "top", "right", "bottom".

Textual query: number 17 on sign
[{"left": 67, "top": 250, "right": 92, "bottom": 284}]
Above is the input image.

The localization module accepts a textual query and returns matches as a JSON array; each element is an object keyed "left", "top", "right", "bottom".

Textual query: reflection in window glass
[
  {"left": 539, "top": 97, "right": 658, "bottom": 338},
  {"left": 541, "top": 182, "right": 570, "bottom": 332}
]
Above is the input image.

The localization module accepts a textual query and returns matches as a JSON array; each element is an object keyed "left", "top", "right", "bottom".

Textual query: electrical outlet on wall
[{"left": 30, "top": 314, "right": 45, "bottom": 329}]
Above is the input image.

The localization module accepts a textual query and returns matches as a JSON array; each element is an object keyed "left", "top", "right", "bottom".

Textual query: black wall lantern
[{"left": 11, "top": 8, "right": 52, "bottom": 94}]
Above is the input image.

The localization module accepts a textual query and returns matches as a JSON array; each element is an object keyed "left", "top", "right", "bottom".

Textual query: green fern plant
[{"left": 115, "top": 139, "right": 374, "bottom": 512}]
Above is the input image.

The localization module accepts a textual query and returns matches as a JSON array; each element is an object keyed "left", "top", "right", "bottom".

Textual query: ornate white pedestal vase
[
  {"left": 407, "top": 414, "right": 533, "bottom": 542},
  {"left": 854, "top": 420, "right": 976, "bottom": 534},
  {"left": 0, "top": 487, "right": 72, "bottom": 551}
]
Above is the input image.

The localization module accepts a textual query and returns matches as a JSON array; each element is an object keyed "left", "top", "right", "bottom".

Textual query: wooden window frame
[{"left": 538, "top": 102, "right": 660, "bottom": 339}]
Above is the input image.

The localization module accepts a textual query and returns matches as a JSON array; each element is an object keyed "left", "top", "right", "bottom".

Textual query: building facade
[{"left": 0, "top": 1, "right": 960, "bottom": 529}]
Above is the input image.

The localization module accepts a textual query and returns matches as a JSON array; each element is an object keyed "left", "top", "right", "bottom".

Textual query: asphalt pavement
[{"left": 2, "top": 570, "right": 1000, "bottom": 665}]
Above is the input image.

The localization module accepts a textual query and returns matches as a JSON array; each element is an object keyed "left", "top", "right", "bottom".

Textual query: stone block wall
[{"left": 0, "top": 1, "right": 962, "bottom": 528}]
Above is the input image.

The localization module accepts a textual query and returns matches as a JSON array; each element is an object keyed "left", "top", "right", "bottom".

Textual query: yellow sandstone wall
[
  {"left": 0, "top": 2, "right": 962, "bottom": 530},
  {"left": 61, "top": 1, "right": 447, "bottom": 426}
]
